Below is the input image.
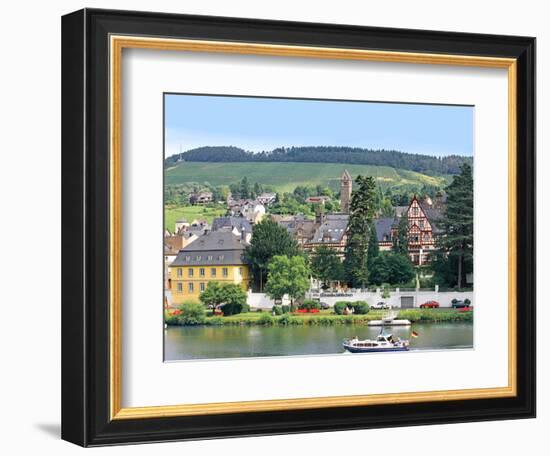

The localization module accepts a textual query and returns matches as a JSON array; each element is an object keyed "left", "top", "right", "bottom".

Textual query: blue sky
[{"left": 164, "top": 94, "right": 473, "bottom": 158}]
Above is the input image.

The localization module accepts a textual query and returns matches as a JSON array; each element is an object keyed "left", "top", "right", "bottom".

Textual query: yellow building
[{"left": 169, "top": 230, "right": 251, "bottom": 304}]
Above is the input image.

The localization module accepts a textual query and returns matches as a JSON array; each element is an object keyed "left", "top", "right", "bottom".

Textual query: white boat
[
  {"left": 368, "top": 311, "right": 411, "bottom": 326},
  {"left": 343, "top": 332, "right": 409, "bottom": 353}
]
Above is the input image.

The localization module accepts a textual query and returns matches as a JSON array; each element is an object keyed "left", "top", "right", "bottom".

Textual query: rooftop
[
  {"left": 211, "top": 216, "right": 252, "bottom": 233},
  {"left": 170, "top": 231, "right": 248, "bottom": 267}
]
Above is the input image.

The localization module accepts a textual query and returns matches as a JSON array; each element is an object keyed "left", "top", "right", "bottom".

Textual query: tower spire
[{"left": 340, "top": 170, "right": 352, "bottom": 214}]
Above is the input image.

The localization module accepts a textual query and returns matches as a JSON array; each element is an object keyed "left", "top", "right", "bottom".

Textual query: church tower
[{"left": 340, "top": 169, "right": 352, "bottom": 214}]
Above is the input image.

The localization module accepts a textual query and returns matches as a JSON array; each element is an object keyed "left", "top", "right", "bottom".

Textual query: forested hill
[{"left": 165, "top": 146, "right": 472, "bottom": 175}]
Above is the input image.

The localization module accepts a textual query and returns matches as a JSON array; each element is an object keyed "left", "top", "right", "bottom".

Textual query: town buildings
[
  {"left": 372, "top": 195, "right": 443, "bottom": 265},
  {"left": 165, "top": 168, "right": 448, "bottom": 304},
  {"left": 189, "top": 191, "right": 213, "bottom": 204},
  {"left": 271, "top": 169, "right": 445, "bottom": 266},
  {"left": 228, "top": 199, "right": 266, "bottom": 224},
  {"left": 405, "top": 195, "right": 443, "bottom": 265},
  {"left": 169, "top": 230, "right": 251, "bottom": 304},
  {"left": 256, "top": 192, "right": 277, "bottom": 206}
]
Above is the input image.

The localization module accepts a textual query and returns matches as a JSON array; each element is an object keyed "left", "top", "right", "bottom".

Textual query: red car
[{"left": 420, "top": 301, "right": 440, "bottom": 309}]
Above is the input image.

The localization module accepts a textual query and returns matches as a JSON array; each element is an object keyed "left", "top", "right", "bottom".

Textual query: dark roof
[
  {"left": 373, "top": 217, "right": 395, "bottom": 242},
  {"left": 419, "top": 202, "right": 443, "bottom": 220},
  {"left": 211, "top": 216, "right": 252, "bottom": 233},
  {"left": 394, "top": 206, "right": 408, "bottom": 217},
  {"left": 310, "top": 214, "right": 349, "bottom": 243},
  {"left": 170, "top": 231, "right": 248, "bottom": 267},
  {"left": 418, "top": 202, "right": 444, "bottom": 233}
]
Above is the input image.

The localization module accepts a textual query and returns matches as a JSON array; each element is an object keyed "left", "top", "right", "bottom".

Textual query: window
[
  {"left": 222, "top": 267, "right": 229, "bottom": 277},
  {"left": 196, "top": 255, "right": 202, "bottom": 261},
  {"left": 199, "top": 268, "right": 205, "bottom": 277},
  {"left": 188, "top": 268, "right": 194, "bottom": 277},
  {"left": 239, "top": 267, "right": 243, "bottom": 275},
  {"left": 185, "top": 255, "right": 190, "bottom": 261},
  {"left": 177, "top": 268, "right": 182, "bottom": 277},
  {"left": 218, "top": 254, "right": 224, "bottom": 261},
  {"left": 188, "top": 283, "right": 194, "bottom": 293},
  {"left": 207, "top": 255, "right": 213, "bottom": 261},
  {"left": 211, "top": 268, "right": 216, "bottom": 277},
  {"left": 177, "top": 283, "right": 183, "bottom": 293},
  {"left": 200, "top": 282, "right": 205, "bottom": 292}
]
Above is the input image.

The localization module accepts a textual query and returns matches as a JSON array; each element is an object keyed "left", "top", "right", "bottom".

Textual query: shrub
[
  {"left": 272, "top": 305, "right": 283, "bottom": 315},
  {"left": 464, "top": 298, "right": 471, "bottom": 305},
  {"left": 164, "top": 313, "right": 180, "bottom": 326},
  {"left": 207, "top": 316, "right": 225, "bottom": 326},
  {"left": 300, "top": 299, "right": 321, "bottom": 311},
  {"left": 278, "top": 314, "right": 292, "bottom": 325},
  {"left": 281, "top": 305, "right": 290, "bottom": 314},
  {"left": 334, "top": 301, "right": 350, "bottom": 315},
  {"left": 258, "top": 313, "right": 274, "bottom": 325},
  {"left": 452, "top": 298, "right": 458, "bottom": 304},
  {"left": 351, "top": 301, "right": 370, "bottom": 315},
  {"left": 220, "top": 301, "right": 250, "bottom": 316},
  {"left": 179, "top": 302, "right": 207, "bottom": 325}
]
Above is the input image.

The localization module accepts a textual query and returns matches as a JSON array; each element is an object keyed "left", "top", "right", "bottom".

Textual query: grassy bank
[{"left": 166, "top": 308, "right": 473, "bottom": 326}]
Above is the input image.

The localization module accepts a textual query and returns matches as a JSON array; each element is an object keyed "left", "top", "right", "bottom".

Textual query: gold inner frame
[{"left": 109, "top": 35, "right": 518, "bottom": 420}]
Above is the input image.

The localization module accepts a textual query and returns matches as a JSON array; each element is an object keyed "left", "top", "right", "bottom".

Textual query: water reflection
[{"left": 164, "top": 323, "right": 473, "bottom": 361}]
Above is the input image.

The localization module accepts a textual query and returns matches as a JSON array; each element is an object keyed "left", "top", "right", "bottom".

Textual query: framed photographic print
[{"left": 61, "top": 8, "right": 536, "bottom": 447}]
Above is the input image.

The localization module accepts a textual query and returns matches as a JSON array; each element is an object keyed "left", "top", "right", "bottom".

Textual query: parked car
[
  {"left": 319, "top": 301, "right": 330, "bottom": 310},
  {"left": 371, "top": 302, "right": 389, "bottom": 310},
  {"left": 420, "top": 300, "right": 440, "bottom": 309},
  {"left": 451, "top": 300, "right": 470, "bottom": 309}
]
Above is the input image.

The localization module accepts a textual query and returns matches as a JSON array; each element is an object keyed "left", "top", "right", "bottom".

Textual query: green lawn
[
  {"left": 165, "top": 162, "right": 448, "bottom": 194},
  {"left": 165, "top": 205, "right": 226, "bottom": 231}
]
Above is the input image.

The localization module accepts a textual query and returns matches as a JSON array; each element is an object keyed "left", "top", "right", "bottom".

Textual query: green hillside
[{"left": 165, "top": 162, "right": 449, "bottom": 194}]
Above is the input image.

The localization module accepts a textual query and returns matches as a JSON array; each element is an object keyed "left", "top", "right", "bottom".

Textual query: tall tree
[
  {"left": 240, "top": 176, "right": 250, "bottom": 199},
  {"left": 253, "top": 182, "right": 263, "bottom": 198},
  {"left": 392, "top": 215, "right": 409, "bottom": 255},
  {"left": 386, "top": 253, "right": 415, "bottom": 285},
  {"left": 244, "top": 219, "right": 299, "bottom": 291},
  {"left": 367, "top": 221, "right": 379, "bottom": 268},
  {"left": 310, "top": 245, "right": 344, "bottom": 289},
  {"left": 343, "top": 175, "right": 377, "bottom": 288},
  {"left": 436, "top": 163, "right": 474, "bottom": 288},
  {"left": 369, "top": 252, "right": 415, "bottom": 285},
  {"left": 265, "top": 255, "right": 311, "bottom": 306}
]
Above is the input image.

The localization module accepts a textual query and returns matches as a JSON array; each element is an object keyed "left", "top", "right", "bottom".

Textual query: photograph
[
  {"left": 163, "top": 94, "right": 474, "bottom": 361},
  {"left": 56, "top": 5, "right": 536, "bottom": 448}
]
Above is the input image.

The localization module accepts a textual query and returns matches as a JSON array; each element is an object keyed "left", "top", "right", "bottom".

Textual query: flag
[{"left": 411, "top": 331, "right": 419, "bottom": 338}]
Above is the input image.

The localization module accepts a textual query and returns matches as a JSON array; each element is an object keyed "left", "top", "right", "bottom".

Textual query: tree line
[{"left": 165, "top": 145, "right": 473, "bottom": 175}]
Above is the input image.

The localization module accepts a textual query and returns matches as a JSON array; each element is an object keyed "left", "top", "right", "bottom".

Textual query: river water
[{"left": 164, "top": 322, "right": 473, "bottom": 361}]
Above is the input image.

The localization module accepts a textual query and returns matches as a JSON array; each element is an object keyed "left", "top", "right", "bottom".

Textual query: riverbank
[{"left": 165, "top": 308, "right": 473, "bottom": 326}]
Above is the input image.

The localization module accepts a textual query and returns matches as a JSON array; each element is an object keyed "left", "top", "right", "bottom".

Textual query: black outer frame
[{"left": 61, "top": 8, "right": 536, "bottom": 447}]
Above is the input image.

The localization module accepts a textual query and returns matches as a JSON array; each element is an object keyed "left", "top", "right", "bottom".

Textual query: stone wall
[
  {"left": 247, "top": 289, "right": 473, "bottom": 309},
  {"left": 307, "top": 289, "right": 473, "bottom": 308}
]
